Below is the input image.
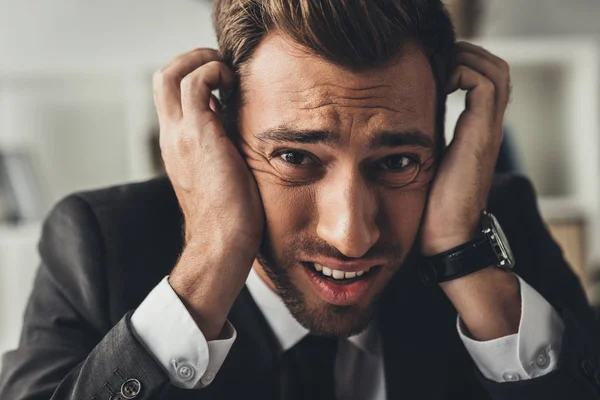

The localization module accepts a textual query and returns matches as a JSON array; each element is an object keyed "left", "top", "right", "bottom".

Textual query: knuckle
[
  {"left": 203, "top": 60, "right": 220, "bottom": 68},
  {"left": 152, "top": 69, "right": 165, "bottom": 88},
  {"left": 482, "top": 79, "right": 495, "bottom": 93},
  {"left": 477, "top": 78, "right": 495, "bottom": 96},
  {"left": 194, "top": 47, "right": 219, "bottom": 56},
  {"left": 153, "top": 67, "right": 177, "bottom": 90},
  {"left": 180, "top": 74, "right": 197, "bottom": 94},
  {"left": 203, "top": 60, "right": 225, "bottom": 76},
  {"left": 456, "top": 65, "right": 469, "bottom": 75}
]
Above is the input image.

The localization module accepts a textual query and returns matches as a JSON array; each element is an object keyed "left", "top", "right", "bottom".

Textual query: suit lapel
[{"left": 380, "top": 265, "right": 454, "bottom": 400}]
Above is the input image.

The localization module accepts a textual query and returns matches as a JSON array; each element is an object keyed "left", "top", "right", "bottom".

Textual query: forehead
[{"left": 238, "top": 34, "right": 437, "bottom": 141}]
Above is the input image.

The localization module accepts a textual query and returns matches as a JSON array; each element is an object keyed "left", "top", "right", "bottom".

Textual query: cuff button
[
  {"left": 502, "top": 372, "right": 521, "bottom": 382},
  {"left": 535, "top": 352, "right": 550, "bottom": 370},
  {"left": 120, "top": 378, "right": 141, "bottom": 399},
  {"left": 176, "top": 363, "right": 196, "bottom": 382}
]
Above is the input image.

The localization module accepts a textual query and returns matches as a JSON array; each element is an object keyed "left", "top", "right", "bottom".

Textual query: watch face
[{"left": 486, "top": 212, "right": 515, "bottom": 269}]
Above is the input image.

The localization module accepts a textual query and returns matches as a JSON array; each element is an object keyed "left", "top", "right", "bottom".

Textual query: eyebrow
[
  {"left": 256, "top": 128, "right": 340, "bottom": 145},
  {"left": 255, "top": 127, "right": 434, "bottom": 149},
  {"left": 368, "top": 130, "right": 434, "bottom": 150}
]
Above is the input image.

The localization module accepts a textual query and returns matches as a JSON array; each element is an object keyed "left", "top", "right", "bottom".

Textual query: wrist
[
  {"left": 442, "top": 267, "right": 521, "bottom": 341},
  {"left": 184, "top": 222, "right": 262, "bottom": 256},
  {"left": 421, "top": 226, "right": 480, "bottom": 256},
  {"left": 169, "top": 241, "right": 255, "bottom": 340}
]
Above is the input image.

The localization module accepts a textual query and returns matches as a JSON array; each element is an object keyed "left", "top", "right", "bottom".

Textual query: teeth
[
  {"left": 313, "top": 263, "right": 368, "bottom": 280},
  {"left": 332, "top": 270, "right": 345, "bottom": 279}
]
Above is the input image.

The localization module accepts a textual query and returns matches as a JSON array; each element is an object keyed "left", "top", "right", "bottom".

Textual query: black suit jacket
[{"left": 1, "top": 174, "right": 600, "bottom": 400}]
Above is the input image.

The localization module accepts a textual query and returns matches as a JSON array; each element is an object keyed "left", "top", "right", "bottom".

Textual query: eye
[
  {"left": 373, "top": 154, "right": 422, "bottom": 188},
  {"left": 277, "top": 150, "right": 316, "bottom": 166},
  {"left": 270, "top": 149, "right": 323, "bottom": 185},
  {"left": 376, "top": 155, "right": 417, "bottom": 171}
]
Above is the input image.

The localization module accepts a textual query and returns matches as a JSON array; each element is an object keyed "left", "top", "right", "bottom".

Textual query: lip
[
  {"left": 302, "top": 257, "right": 385, "bottom": 273},
  {"left": 302, "top": 263, "right": 381, "bottom": 306}
]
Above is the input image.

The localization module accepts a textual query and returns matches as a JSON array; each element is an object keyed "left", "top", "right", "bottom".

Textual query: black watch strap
[{"left": 419, "top": 236, "right": 500, "bottom": 286}]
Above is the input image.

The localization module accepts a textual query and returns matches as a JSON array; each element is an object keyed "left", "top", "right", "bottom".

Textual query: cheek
[
  {"left": 380, "top": 187, "right": 428, "bottom": 247},
  {"left": 253, "top": 172, "right": 315, "bottom": 250},
  {"left": 240, "top": 142, "right": 314, "bottom": 244}
]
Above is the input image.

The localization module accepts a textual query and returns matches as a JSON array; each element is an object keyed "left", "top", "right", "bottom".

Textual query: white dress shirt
[{"left": 131, "top": 269, "right": 564, "bottom": 397}]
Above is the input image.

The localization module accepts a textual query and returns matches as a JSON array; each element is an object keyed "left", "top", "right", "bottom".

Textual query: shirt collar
[{"left": 245, "top": 267, "right": 380, "bottom": 355}]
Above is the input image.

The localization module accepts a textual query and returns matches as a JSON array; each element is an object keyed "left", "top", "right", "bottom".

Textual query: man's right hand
[{"left": 153, "top": 48, "right": 264, "bottom": 340}]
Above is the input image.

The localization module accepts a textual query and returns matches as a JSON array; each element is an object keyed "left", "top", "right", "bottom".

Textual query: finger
[
  {"left": 153, "top": 48, "right": 219, "bottom": 121},
  {"left": 180, "top": 61, "right": 235, "bottom": 137},
  {"left": 455, "top": 41, "right": 506, "bottom": 68},
  {"left": 447, "top": 65, "right": 495, "bottom": 118},
  {"left": 456, "top": 51, "right": 510, "bottom": 106},
  {"left": 456, "top": 43, "right": 511, "bottom": 84}
]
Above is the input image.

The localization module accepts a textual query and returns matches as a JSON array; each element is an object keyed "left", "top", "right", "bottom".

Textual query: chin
[
  {"left": 297, "top": 301, "right": 377, "bottom": 338},
  {"left": 276, "top": 276, "right": 381, "bottom": 337},
  {"left": 256, "top": 247, "right": 394, "bottom": 337}
]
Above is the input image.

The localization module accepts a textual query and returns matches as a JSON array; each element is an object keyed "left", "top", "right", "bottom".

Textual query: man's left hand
[
  {"left": 420, "top": 42, "right": 521, "bottom": 341},
  {"left": 421, "top": 41, "right": 510, "bottom": 255}
]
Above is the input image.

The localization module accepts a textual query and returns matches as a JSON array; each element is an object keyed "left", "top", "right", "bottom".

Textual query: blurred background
[{"left": 1, "top": 0, "right": 600, "bottom": 367}]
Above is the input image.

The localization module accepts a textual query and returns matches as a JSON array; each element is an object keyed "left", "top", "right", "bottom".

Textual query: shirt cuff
[
  {"left": 130, "top": 276, "right": 237, "bottom": 389},
  {"left": 458, "top": 274, "right": 565, "bottom": 382}
]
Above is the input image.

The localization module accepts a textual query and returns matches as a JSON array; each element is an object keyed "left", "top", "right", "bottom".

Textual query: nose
[{"left": 316, "top": 172, "right": 380, "bottom": 258}]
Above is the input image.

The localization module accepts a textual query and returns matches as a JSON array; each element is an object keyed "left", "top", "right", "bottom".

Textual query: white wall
[
  {"left": 0, "top": 0, "right": 217, "bottom": 73},
  {"left": 482, "top": 0, "right": 600, "bottom": 37}
]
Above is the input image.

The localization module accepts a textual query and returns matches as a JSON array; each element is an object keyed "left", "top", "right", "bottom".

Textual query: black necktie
[{"left": 280, "top": 335, "right": 338, "bottom": 400}]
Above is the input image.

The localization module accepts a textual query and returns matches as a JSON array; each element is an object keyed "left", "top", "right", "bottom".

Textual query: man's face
[{"left": 238, "top": 34, "right": 438, "bottom": 337}]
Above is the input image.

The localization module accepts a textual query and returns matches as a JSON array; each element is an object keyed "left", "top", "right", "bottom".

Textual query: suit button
[
  {"left": 109, "top": 395, "right": 125, "bottom": 400},
  {"left": 502, "top": 372, "right": 521, "bottom": 382},
  {"left": 581, "top": 360, "right": 595, "bottom": 377},
  {"left": 120, "top": 378, "right": 141, "bottom": 399}
]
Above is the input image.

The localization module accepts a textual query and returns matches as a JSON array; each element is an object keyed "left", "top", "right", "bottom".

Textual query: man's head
[{"left": 212, "top": 0, "right": 456, "bottom": 337}]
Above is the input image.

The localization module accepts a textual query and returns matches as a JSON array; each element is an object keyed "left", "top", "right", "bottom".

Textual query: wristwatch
[{"left": 419, "top": 211, "right": 515, "bottom": 286}]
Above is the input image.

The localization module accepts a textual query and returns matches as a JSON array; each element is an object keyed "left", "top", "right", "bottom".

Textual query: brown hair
[{"left": 213, "top": 0, "right": 456, "bottom": 148}]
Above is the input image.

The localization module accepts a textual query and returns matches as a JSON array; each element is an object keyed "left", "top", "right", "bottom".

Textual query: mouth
[
  {"left": 308, "top": 262, "right": 376, "bottom": 283},
  {"left": 301, "top": 261, "right": 381, "bottom": 306}
]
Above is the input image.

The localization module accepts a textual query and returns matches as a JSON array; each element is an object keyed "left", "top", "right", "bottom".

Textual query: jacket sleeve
[
  {"left": 480, "top": 176, "right": 600, "bottom": 400},
  {"left": 0, "top": 195, "right": 170, "bottom": 400}
]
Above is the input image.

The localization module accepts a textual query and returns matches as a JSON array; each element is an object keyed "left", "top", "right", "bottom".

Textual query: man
[{"left": 1, "top": 0, "right": 599, "bottom": 399}]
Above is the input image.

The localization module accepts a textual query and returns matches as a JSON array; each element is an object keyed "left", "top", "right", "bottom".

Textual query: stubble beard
[{"left": 256, "top": 236, "right": 403, "bottom": 338}]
